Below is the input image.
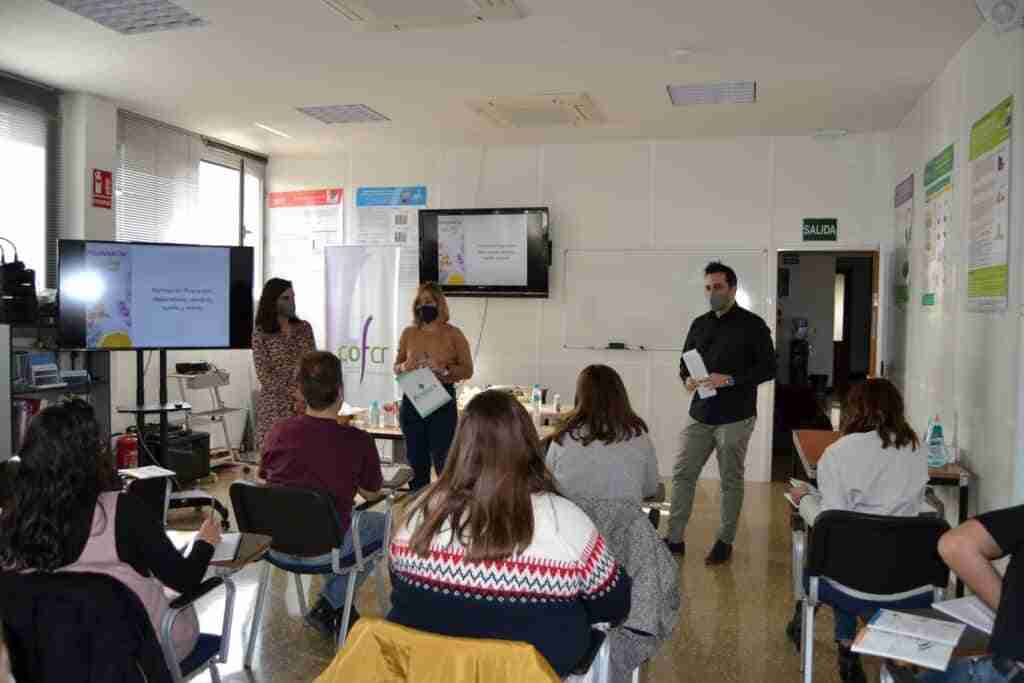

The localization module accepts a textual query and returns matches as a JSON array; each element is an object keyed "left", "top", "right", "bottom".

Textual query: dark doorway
[{"left": 772, "top": 251, "right": 879, "bottom": 482}]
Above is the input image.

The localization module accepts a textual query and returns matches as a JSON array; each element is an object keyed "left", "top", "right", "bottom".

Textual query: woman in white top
[
  {"left": 545, "top": 365, "right": 659, "bottom": 504},
  {"left": 787, "top": 378, "right": 928, "bottom": 683}
]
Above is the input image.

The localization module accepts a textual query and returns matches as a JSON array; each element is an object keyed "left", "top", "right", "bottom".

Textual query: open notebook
[{"left": 852, "top": 609, "right": 964, "bottom": 671}]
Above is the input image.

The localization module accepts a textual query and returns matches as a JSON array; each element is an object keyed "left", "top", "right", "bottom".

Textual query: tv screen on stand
[
  {"left": 419, "top": 207, "right": 551, "bottom": 298},
  {"left": 57, "top": 240, "right": 254, "bottom": 350}
]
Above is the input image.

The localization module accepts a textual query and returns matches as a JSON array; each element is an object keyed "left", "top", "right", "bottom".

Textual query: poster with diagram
[
  {"left": 352, "top": 187, "right": 427, "bottom": 291},
  {"left": 967, "top": 96, "right": 1013, "bottom": 312},
  {"left": 893, "top": 175, "right": 914, "bottom": 307},
  {"left": 923, "top": 145, "right": 954, "bottom": 308}
]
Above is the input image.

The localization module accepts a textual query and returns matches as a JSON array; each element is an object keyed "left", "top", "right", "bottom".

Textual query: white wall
[
  {"left": 886, "top": 27, "right": 1024, "bottom": 514},
  {"left": 268, "top": 134, "right": 892, "bottom": 481}
]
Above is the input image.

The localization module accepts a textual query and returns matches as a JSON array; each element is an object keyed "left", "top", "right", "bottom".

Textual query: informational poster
[
  {"left": 967, "top": 96, "right": 1013, "bottom": 312},
  {"left": 266, "top": 188, "right": 344, "bottom": 343},
  {"left": 352, "top": 186, "right": 427, "bottom": 246},
  {"left": 894, "top": 175, "right": 915, "bottom": 307},
  {"left": 923, "top": 145, "right": 954, "bottom": 308},
  {"left": 352, "top": 186, "right": 427, "bottom": 291},
  {"left": 325, "top": 245, "right": 404, "bottom": 408}
]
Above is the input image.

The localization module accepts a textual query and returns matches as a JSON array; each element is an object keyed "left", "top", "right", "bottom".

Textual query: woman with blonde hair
[
  {"left": 387, "top": 390, "right": 631, "bottom": 677},
  {"left": 394, "top": 282, "right": 473, "bottom": 490},
  {"left": 546, "top": 364, "right": 659, "bottom": 504}
]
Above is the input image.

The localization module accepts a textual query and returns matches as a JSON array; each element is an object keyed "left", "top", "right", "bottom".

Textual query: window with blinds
[
  {"left": 116, "top": 112, "right": 266, "bottom": 269},
  {"left": 0, "top": 75, "right": 63, "bottom": 289}
]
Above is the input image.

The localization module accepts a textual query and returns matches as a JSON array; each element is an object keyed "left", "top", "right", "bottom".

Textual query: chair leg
[
  {"left": 375, "top": 554, "right": 389, "bottom": 614},
  {"left": 801, "top": 601, "right": 815, "bottom": 683},
  {"left": 208, "top": 663, "right": 221, "bottom": 683},
  {"left": 244, "top": 562, "right": 272, "bottom": 670},
  {"left": 337, "top": 571, "right": 359, "bottom": 649},
  {"left": 293, "top": 573, "right": 308, "bottom": 616}
]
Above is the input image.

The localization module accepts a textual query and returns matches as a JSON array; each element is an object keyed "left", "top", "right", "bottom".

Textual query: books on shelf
[{"left": 852, "top": 609, "right": 964, "bottom": 671}]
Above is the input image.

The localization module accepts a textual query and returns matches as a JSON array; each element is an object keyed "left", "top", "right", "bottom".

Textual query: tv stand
[{"left": 117, "top": 349, "right": 229, "bottom": 530}]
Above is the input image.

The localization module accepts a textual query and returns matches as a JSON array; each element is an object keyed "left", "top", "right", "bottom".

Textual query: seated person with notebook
[
  {"left": 260, "top": 351, "right": 385, "bottom": 637},
  {"left": 786, "top": 379, "right": 929, "bottom": 683},
  {"left": 903, "top": 507, "right": 1024, "bottom": 683}
]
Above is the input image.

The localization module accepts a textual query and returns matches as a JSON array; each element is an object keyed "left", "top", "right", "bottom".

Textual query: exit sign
[{"left": 802, "top": 218, "right": 838, "bottom": 241}]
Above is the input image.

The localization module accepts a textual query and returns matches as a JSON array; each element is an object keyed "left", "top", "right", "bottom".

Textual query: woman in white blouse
[{"left": 787, "top": 378, "right": 928, "bottom": 683}]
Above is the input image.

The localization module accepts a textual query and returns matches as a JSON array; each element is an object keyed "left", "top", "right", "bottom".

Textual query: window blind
[
  {"left": 0, "top": 73, "right": 63, "bottom": 289},
  {"left": 116, "top": 111, "right": 202, "bottom": 243}
]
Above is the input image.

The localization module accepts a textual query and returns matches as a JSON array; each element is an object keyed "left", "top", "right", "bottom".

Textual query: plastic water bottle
[
  {"left": 531, "top": 384, "right": 543, "bottom": 424},
  {"left": 369, "top": 400, "right": 381, "bottom": 428},
  {"left": 552, "top": 393, "right": 562, "bottom": 413},
  {"left": 926, "top": 415, "right": 947, "bottom": 468}
]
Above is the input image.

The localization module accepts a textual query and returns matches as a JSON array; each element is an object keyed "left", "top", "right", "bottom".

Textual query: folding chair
[
  {"left": 797, "top": 511, "right": 950, "bottom": 683},
  {"left": 229, "top": 481, "right": 393, "bottom": 668}
]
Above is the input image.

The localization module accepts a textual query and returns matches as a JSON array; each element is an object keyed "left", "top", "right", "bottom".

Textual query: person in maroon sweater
[{"left": 260, "top": 351, "right": 384, "bottom": 637}]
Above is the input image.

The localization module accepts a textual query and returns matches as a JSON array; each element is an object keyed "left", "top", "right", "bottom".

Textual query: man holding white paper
[{"left": 665, "top": 262, "right": 776, "bottom": 565}]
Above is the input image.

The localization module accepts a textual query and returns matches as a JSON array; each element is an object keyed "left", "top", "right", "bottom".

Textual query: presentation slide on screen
[
  {"left": 437, "top": 214, "right": 528, "bottom": 286},
  {"left": 83, "top": 244, "right": 230, "bottom": 349}
]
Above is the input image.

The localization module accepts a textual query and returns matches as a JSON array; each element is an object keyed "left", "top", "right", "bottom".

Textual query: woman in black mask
[
  {"left": 393, "top": 282, "right": 473, "bottom": 490},
  {"left": 253, "top": 278, "right": 317, "bottom": 455}
]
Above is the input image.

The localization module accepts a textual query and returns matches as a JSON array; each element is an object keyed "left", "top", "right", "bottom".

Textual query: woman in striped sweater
[{"left": 387, "top": 390, "right": 632, "bottom": 678}]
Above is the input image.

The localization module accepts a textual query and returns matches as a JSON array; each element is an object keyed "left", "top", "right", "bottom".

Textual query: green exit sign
[{"left": 803, "top": 218, "right": 838, "bottom": 241}]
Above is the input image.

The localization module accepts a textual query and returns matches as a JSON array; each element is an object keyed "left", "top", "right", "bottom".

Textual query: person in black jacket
[{"left": 664, "top": 262, "right": 776, "bottom": 565}]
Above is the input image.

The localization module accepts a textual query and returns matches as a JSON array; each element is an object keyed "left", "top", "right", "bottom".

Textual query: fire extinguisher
[{"left": 114, "top": 434, "right": 138, "bottom": 470}]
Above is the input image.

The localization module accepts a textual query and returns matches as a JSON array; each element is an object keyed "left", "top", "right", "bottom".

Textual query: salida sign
[{"left": 802, "top": 218, "right": 838, "bottom": 241}]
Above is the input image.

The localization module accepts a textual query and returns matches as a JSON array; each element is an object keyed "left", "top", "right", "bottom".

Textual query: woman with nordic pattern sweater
[{"left": 387, "top": 390, "right": 632, "bottom": 678}]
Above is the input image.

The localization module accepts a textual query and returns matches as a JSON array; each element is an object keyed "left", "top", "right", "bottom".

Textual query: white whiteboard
[{"left": 563, "top": 250, "right": 769, "bottom": 351}]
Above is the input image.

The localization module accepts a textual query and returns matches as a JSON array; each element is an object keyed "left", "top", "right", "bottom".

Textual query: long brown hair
[
  {"left": 405, "top": 390, "right": 559, "bottom": 561},
  {"left": 840, "top": 378, "right": 920, "bottom": 450},
  {"left": 551, "top": 365, "right": 648, "bottom": 447},
  {"left": 411, "top": 282, "right": 451, "bottom": 326},
  {"left": 255, "top": 278, "right": 298, "bottom": 334}
]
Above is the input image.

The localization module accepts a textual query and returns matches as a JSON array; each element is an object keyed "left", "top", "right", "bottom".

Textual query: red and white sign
[
  {"left": 92, "top": 169, "right": 113, "bottom": 209},
  {"left": 267, "top": 188, "right": 343, "bottom": 209}
]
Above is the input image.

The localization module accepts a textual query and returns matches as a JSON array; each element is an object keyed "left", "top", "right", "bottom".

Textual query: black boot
[
  {"left": 837, "top": 642, "right": 867, "bottom": 683},
  {"left": 304, "top": 598, "right": 337, "bottom": 638}
]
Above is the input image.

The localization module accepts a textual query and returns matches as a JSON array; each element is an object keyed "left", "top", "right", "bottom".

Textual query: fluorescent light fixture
[
  {"left": 814, "top": 128, "right": 849, "bottom": 140},
  {"left": 254, "top": 123, "right": 292, "bottom": 139},
  {"left": 47, "top": 0, "right": 207, "bottom": 35},
  {"left": 667, "top": 81, "right": 757, "bottom": 106},
  {"left": 296, "top": 104, "right": 391, "bottom": 124},
  {"left": 833, "top": 273, "right": 846, "bottom": 342}
]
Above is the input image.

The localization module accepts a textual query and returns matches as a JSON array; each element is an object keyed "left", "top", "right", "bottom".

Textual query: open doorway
[{"left": 771, "top": 250, "right": 879, "bottom": 481}]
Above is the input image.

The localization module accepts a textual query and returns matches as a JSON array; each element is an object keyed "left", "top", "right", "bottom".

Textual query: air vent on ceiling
[
  {"left": 47, "top": 0, "right": 207, "bottom": 34},
  {"left": 471, "top": 93, "right": 604, "bottom": 128},
  {"left": 667, "top": 81, "right": 757, "bottom": 107},
  {"left": 321, "top": 0, "right": 523, "bottom": 31},
  {"left": 297, "top": 104, "right": 391, "bottom": 124}
]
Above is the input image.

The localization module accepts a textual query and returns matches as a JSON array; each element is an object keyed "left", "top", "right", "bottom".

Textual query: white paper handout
[
  {"left": 397, "top": 367, "right": 453, "bottom": 418},
  {"left": 682, "top": 349, "right": 716, "bottom": 399},
  {"left": 934, "top": 596, "right": 996, "bottom": 635},
  {"left": 119, "top": 465, "right": 176, "bottom": 479},
  {"left": 868, "top": 610, "right": 965, "bottom": 646},
  {"left": 853, "top": 629, "right": 954, "bottom": 671}
]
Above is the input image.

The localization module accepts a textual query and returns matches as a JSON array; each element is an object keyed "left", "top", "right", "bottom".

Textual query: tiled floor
[{"left": 174, "top": 466, "right": 878, "bottom": 682}]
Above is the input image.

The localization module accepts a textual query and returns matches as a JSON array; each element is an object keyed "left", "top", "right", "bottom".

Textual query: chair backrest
[
  {"left": 314, "top": 618, "right": 561, "bottom": 683},
  {"left": 230, "top": 481, "right": 344, "bottom": 557},
  {"left": 0, "top": 570, "right": 171, "bottom": 683},
  {"left": 806, "top": 510, "right": 950, "bottom": 595}
]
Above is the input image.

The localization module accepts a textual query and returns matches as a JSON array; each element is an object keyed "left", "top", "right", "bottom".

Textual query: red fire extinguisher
[{"left": 115, "top": 434, "right": 138, "bottom": 470}]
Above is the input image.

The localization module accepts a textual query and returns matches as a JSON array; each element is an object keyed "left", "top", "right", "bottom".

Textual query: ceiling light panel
[
  {"left": 47, "top": 0, "right": 207, "bottom": 35},
  {"left": 322, "top": 0, "right": 523, "bottom": 31},
  {"left": 296, "top": 104, "right": 391, "bottom": 124},
  {"left": 667, "top": 81, "right": 757, "bottom": 106}
]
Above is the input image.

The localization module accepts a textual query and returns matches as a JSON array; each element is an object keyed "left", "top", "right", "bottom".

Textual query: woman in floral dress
[{"left": 252, "top": 278, "right": 316, "bottom": 455}]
